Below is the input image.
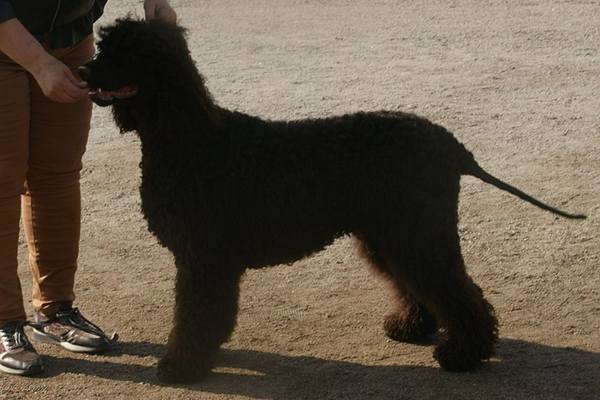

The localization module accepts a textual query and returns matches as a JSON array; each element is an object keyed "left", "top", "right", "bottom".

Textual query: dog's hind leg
[
  {"left": 382, "top": 215, "right": 498, "bottom": 371},
  {"left": 427, "top": 272, "right": 498, "bottom": 371},
  {"left": 157, "top": 255, "right": 242, "bottom": 383},
  {"left": 356, "top": 235, "right": 437, "bottom": 343}
]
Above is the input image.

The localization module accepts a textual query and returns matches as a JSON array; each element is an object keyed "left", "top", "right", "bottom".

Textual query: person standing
[{"left": 0, "top": 0, "right": 176, "bottom": 376}]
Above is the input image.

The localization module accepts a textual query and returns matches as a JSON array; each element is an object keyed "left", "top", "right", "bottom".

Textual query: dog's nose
[{"left": 77, "top": 66, "right": 92, "bottom": 81}]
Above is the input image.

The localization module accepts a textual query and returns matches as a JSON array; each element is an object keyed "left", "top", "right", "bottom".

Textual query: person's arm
[
  {"left": 0, "top": 18, "right": 88, "bottom": 103},
  {"left": 144, "top": 0, "right": 177, "bottom": 22}
]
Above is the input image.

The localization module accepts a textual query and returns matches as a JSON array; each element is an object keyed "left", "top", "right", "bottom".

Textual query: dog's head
[{"left": 80, "top": 18, "right": 194, "bottom": 131}]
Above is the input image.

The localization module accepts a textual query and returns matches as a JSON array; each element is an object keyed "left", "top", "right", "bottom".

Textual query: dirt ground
[{"left": 1, "top": 1, "right": 599, "bottom": 399}]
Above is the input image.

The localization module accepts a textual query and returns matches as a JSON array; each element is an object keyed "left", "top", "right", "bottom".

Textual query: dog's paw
[
  {"left": 156, "top": 356, "right": 211, "bottom": 384},
  {"left": 383, "top": 311, "right": 437, "bottom": 343},
  {"left": 433, "top": 340, "right": 481, "bottom": 372}
]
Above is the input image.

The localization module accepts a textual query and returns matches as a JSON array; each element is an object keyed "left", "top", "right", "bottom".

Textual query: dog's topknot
[{"left": 97, "top": 17, "right": 189, "bottom": 59}]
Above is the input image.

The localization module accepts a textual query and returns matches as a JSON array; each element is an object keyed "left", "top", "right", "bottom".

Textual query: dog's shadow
[{"left": 40, "top": 339, "right": 599, "bottom": 399}]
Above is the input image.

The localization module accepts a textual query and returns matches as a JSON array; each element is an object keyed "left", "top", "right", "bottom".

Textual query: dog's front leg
[{"left": 157, "top": 255, "right": 241, "bottom": 384}]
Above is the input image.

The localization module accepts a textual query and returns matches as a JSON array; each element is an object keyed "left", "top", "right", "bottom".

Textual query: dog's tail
[{"left": 460, "top": 152, "right": 586, "bottom": 220}]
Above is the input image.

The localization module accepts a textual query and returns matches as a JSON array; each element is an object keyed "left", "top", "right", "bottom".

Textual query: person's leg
[
  {"left": 0, "top": 58, "right": 30, "bottom": 327},
  {"left": 25, "top": 36, "right": 111, "bottom": 354},
  {"left": 0, "top": 54, "right": 43, "bottom": 377},
  {"left": 22, "top": 35, "right": 94, "bottom": 316}
]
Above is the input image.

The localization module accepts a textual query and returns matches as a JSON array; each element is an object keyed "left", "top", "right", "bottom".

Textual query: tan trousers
[{"left": 0, "top": 35, "right": 94, "bottom": 326}]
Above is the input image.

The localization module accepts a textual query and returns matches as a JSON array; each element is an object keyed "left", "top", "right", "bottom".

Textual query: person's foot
[
  {"left": 31, "top": 306, "right": 111, "bottom": 354},
  {"left": 0, "top": 321, "right": 44, "bottom": 376}
]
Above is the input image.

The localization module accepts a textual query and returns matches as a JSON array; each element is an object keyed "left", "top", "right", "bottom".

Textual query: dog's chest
[
  {"left": 138, "top": 152, "right": 222, "bottom": 248},
  {"left": 138, "top": 154, "right": 192, "bottom": 242}
]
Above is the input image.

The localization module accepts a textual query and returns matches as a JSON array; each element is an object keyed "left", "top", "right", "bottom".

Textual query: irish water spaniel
[{"left": 80, "top": 18, "right": 585, "bottom": 383}]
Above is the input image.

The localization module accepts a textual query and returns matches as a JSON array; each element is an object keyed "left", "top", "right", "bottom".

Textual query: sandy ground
[{"left": 1, "top": 1, "right": 599, "bottom": 399}]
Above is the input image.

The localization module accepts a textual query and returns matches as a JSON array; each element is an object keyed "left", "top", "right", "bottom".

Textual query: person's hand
[
  {"left": 144, "top": 0, "right": 177, "bottom": 23},
  {"left": 29, "top": 54, "right": 88, "bottom": 103}
]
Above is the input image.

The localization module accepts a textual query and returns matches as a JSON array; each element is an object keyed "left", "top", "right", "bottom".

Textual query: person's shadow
[{"left": 40, "top": 339, "right": 599, "bottom": 399}]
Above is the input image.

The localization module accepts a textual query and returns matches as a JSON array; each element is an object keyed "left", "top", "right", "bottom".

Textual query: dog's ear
[{"left": 112, "top": 102, "right": 138, "bottom": 133}]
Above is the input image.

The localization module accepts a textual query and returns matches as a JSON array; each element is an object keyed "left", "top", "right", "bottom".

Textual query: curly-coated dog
[{"left": 80, "top": 18, "right": 585, "bottom": 383}]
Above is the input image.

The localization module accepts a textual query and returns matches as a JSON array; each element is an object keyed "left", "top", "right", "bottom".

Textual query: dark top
[{"left": 0, "top": 0, "right": 107, "bottom": 49}]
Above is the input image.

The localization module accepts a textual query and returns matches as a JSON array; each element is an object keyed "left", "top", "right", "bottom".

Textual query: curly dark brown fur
[{"left": 81, "top": 18, "right": 584, "bottom": 383}]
